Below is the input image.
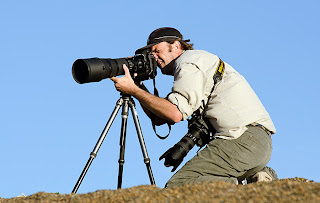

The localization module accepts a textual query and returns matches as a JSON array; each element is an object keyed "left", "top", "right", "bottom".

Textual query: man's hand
[{"left": 110, "top": 64, "right": 138, "bottom": 95}]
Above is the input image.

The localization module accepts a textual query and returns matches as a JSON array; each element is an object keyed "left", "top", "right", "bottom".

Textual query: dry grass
[{"left": 2, "top": 178, "right": 319, "bottom": 203}]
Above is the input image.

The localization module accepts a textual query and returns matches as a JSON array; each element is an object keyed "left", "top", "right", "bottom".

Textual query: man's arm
[
  {"left": 132, "top": 87, "right": 182, "bottom": 123},
  {"left": 136, "top": 83, "right": 172, "bottom": 126},
  {"left": 140, "top": 103, "right": 168, "bottom": 126},
  {"left": 110, "top": 65, "right": 183, "bottom": 124}
]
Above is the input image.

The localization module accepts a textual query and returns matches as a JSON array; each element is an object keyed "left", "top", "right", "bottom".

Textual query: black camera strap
[
  {"left": 151, "top": 78, "right": 172, "bottom": 139},
  {"left": 196, "top": 58, "right": 225, "bottom": 146},
  {"left": 139, "top": 79, "right": 172, "bottom": 139},
  {"left": 203, "top": 58, "right": 225, "bottom": 116}
]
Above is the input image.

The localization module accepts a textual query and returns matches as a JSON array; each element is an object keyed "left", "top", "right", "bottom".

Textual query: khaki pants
[{"left": 165, "top": 125, "right": 272, "bottom": 188}]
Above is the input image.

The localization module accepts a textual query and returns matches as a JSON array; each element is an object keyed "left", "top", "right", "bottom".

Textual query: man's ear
[
  {"left": 174, "top": 40, "right": 181, "bottom": 49},
  {"left": 173, "top": 40, "right": 182, "bottom": 54}
]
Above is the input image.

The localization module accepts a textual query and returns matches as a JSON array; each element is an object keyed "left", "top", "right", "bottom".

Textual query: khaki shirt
[{"left": 167, "top": 50, "right": 276, "bottom": 139}]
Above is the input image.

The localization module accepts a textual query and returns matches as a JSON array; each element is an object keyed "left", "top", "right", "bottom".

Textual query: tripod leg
[
  {"left": 72, "top": 98, "right": 123, "bottom": 194},
  {"left": 117, "top": 96, "right": 130, "bottom": 189},
  {"left": 128, "top": 99, "right": 156, "bottom": 185}
]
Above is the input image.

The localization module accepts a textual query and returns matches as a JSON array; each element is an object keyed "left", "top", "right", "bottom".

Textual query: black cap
[{"left": 136, "top": 27, "right": 183, "bottom": 53}]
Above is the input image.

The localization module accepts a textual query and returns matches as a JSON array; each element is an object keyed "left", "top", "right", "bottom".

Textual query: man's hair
[{"left": 168, "top": 38, "right": 194, "bottom": 50}]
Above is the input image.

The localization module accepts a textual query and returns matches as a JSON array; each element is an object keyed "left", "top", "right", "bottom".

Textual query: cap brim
[
  {"left": 135, "top": 35, "right": 181, "bottom": 54},
  {"left": 135, "top": 42, "right": 159, "bottom": 54}
]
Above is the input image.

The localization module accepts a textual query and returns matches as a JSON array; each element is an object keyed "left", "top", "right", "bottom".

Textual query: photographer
[{"left": 110, "top": 27, "right": 277, "bottom": 188}]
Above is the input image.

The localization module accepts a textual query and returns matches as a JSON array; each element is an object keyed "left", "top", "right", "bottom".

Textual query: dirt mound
[{"left": 2, "top": 178, "right": 319, "bottom": 203}]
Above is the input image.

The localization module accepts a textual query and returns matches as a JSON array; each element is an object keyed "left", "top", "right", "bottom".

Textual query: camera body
[
  {"left": 72, "top": 49, "right": 157, "bottom": 84},
  {"left": 159, "top": 110, "right": 215, "bottom": 172}
]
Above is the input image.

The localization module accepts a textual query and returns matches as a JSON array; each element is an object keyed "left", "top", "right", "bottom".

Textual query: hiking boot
[{"left": 247, "top": 166, "right": 278, "bottom": 183}]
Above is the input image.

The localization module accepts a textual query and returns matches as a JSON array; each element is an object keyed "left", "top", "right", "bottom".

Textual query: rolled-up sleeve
[{"left": 167, "top": 63, "right": 210, "bottom": 120}]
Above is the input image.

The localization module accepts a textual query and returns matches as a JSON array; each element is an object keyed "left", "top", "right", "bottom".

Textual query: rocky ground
[{"left": 1, "top": 178, "right": 319, "bottom": 203}]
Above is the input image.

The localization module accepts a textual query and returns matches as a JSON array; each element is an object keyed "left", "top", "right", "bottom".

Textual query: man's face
[{"left": 151, "top": 42, "right": 178, "bottom": 70}]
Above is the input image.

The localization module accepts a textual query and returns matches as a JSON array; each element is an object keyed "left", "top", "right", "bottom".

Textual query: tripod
[{"left": 72, "top": 94, "right": 155, "bottom": 194}]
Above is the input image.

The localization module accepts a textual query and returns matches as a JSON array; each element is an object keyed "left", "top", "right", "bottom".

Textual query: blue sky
[{"left": 1, "top": 0, "right": 319, "bottom": 198}]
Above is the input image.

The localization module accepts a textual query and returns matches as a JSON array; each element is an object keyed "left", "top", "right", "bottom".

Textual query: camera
[
  {"left": 159, "top": 111, "right": 215, "bottom": 172},
  {"left": 72, "top": 49, "right": 157, "bottom": 84}
]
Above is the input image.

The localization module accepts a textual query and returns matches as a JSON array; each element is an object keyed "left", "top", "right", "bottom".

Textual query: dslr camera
[
  {"left": 160, "top": 110, "right": 216, "bottom": 172},
  {"left": 72, "top": 49, "right": 157, "bottom": 84}
]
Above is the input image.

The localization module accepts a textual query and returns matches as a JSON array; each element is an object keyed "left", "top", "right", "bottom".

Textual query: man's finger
[
  {"left": 110, "top": 77, "right": 118, "bottom": 82},
  {"left": 123, "top": 64, "right": 130, "bottom": 76}
]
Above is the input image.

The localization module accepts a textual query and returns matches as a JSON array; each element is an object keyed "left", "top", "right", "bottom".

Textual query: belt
[{"left": 248, "top": 124, "right": 272, "bottom": 136}]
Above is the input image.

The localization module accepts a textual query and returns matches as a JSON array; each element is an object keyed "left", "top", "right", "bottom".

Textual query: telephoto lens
[
  {"left": 72, "top": 49, "right": 157, "bottom": 84},
  {"left": 72, "top": 58, "right": 128, "bottom": 84}
]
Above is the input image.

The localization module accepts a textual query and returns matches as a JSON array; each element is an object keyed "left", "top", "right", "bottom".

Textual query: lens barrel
[
  {"left": 170, "top": 129, "right": 201, "bottom": 161},
  {"left": 72, "top": 58, "right": 128, "bottom": 84}
]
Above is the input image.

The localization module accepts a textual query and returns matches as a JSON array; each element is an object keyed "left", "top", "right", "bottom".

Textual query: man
[{"left": 111, "top": 27, "right": 277, "bottom": 188}]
